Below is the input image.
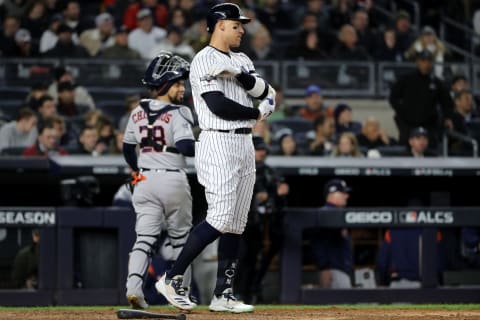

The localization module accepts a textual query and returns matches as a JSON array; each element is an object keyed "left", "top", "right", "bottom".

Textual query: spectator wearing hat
[
  {"left": 393, "top": 10, "right": 416, "bottom": 54},
  {"left": 100, "top": 25, "right": 142, "bottom": 59},
  {"left": 12, "top": 28, "right": 38, "bottom": 57},
  {"left": 79, "top": 12, "right": 116, "bottom": 57},
  {"left": 147, "top": 25, "right": 195, "bottom": 61},
  {"left": 235, "top": 136, "right": 289, "bottom": 303},
  {"left": 47, "top": 65, "right": 95, "bottom": 110},
  {"left": 296, "top": 85, "right": 333, "bottom": 121},
  {"left": 39, "top": 14, "right": 65, "bottom": 53},
  {"left": 43, "top": 23, "right": 89, "bottom": 58},
  {"left": 309, "top": 179, "right": 353, "bottom": 289},
  {"left": 127, "top": 8, "right": 167, "bottom": 59},
  {"left": 389, "top": 49, "right": 454, "bottom": 149},
  {"left": 333, "top": 103, "right": 362, "bottom": 136},
  {"left": 402, "top": 127, "right": 437, "bottom": 157},
  {"left": 56, "top": 81, "right": 90, "bottom": 117},
  {"left": 405, "top": 25, "right": 448, "bottom": 79},
  {"left": 123, "top": 0, "right": 169, "bottom": 31}
]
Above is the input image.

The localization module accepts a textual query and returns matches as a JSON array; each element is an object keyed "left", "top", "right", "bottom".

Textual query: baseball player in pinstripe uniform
[
  {"left": 123, "top": 51, "right": 196, "bottom": 310},
  {"left": 156, "top": 2, "right": 276, "bottom": 313}
]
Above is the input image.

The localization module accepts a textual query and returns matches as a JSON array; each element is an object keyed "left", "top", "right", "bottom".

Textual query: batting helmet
[
  {"left": 142, "top": 51, "right": 190, "bottom": 93},
  {"left": 206, "top": 3, "right": 251, "bottom": 33}
]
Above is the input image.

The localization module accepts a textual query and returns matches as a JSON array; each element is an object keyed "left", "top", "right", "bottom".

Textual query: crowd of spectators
[{"left": 1, "top": 0, "right": 479, "bottom": 159}]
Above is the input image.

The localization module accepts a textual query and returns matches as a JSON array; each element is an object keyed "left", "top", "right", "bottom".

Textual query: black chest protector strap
[{"left": 139, "top": 101, "right": 180, "bottom": 153}]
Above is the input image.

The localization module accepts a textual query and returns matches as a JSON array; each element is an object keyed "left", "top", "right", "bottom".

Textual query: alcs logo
[{"left": 399, "top": 211, "right": 454, "bottom": 224}]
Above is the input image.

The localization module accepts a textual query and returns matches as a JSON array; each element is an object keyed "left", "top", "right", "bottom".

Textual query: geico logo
[{"left": 345, "top": 211, "right": 393, "bottom": 223}]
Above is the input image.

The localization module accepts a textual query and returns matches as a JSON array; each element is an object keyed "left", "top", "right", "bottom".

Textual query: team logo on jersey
[{"left": 200, "top": 75, "right": 215, "bottom": 82}]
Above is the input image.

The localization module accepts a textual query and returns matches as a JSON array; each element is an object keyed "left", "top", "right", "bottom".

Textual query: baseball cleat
[
  {"left": 208, "top": 288, "right": 254, "bottom": 313},
  {"left": 127, "top": 294, "right": 149, "bottom": 309},
  {"left": 183, "top": 287, "right": 198, "bottom": 308},
  {"left": 155, "top": 274, "right": 195, "bottom": 311}
]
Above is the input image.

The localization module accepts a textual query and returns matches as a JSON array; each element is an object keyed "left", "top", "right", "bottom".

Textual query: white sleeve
[{"left": 123, "top": 107, "right": 139, "bottom": 145}]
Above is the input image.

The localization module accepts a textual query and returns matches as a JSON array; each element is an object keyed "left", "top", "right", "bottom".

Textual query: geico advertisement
[{"left": 345, "top": 210, "right": 454, "bottom": 224}]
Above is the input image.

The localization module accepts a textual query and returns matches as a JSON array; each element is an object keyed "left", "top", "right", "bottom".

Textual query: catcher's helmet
[
  {"left": 142, "top": 51, "right": 190, "bottom": 90},
  {"left": 206, "top": 3, "right": 251, "bottom": 33}
]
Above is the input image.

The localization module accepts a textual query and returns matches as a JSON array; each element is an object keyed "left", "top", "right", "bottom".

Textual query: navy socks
[{"left": 167, "top": 220, "right": 221, "bottom": 278}]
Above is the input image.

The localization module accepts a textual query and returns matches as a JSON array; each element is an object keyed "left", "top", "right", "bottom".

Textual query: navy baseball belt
[
  {"left": 213, "top": 128, "right": 252, "bottom": 134},
  {"left": 140, "top": 168, "right": 180, "bottom": 173}
]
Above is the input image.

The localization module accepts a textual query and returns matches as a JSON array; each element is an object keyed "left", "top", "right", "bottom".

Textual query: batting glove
[
  {"left": 267, "top": 85, "right": 276, "bottom": 104},
  {"left": 258, "top": 97, "right": 275, "bottom": 120},
  {"left": 208, "top": 63, "right": 241, "bottom": 78}
]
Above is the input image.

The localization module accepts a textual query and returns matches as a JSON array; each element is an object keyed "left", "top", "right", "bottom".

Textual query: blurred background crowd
[{"left": 1, "top": 0, "right": 480, "bottom": 159}]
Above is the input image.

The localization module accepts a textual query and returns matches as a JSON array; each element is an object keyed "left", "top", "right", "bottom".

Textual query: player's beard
[{"left": 169, "top": 92, "right": 184, "bottom": 105}]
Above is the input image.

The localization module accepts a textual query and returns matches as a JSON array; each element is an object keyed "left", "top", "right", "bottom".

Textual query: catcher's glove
[{"left": 125, "top": 171, "right": 146, "bottom": 194}]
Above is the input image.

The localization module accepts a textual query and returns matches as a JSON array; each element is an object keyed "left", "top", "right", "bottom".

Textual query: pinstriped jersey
[
  {"left": 123, "top": 99, "right": 195, "bottom": 169},
  {"left": 189, "top": 46, "right": 256, "bottom": 130}
]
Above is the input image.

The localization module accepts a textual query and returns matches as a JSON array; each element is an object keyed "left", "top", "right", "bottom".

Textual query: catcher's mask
[{"left": 142, "top": 51, "right": 190, "bottom": 95}]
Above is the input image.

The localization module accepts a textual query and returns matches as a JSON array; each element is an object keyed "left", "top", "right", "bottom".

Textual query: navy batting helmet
[
  {"left": 206, "top": 3, "right": 251, "bottom": 33},
  {"left": 142, "top": 51, "right": 190, "bottom": 93}
]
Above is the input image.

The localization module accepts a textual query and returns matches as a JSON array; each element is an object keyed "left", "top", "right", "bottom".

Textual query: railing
[
  {"left": 439, "top": 15, "right": 480, "bottom": 62},
  {"left": 1, "top": 59, "right": 480, "bottom": 99},
  {"left": 442, "top": 130, "right": 479, "bottom": 158}
]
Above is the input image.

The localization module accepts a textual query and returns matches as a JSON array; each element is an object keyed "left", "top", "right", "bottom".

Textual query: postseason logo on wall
[{"left": 0, "top": 208, "right": 56, "bottom": 226}]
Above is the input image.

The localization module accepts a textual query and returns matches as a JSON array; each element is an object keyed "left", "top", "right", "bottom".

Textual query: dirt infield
[{"left": 2, "top": 306, "right": 480, "bottom": 320}]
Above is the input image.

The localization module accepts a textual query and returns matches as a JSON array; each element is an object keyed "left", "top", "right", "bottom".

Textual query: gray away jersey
[
  {"left": 123, "top": 99, "right": 195, "bottom": 169},
  {"left": 189, "top": 46, "right": 257, "bottom": 130}
]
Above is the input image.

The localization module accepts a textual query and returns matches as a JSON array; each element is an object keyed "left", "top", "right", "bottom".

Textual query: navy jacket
[{"left": 310, "top": 203, "right": 353, "bottom": 275}]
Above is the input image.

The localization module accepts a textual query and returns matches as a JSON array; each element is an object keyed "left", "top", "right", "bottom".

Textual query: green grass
[{"left": 1, "top": 304, "right": 480, "bottom": 311}]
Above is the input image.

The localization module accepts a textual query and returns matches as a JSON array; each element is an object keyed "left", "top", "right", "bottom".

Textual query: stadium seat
[
  {"left": 269, "top": 118, "right": 314, "bottom": 134},
  {"left": 96, "top": 100, "right": 126, "bottom": 126},
  {"left": 376, "top": 145, "right": 407, "bottom": 157}
]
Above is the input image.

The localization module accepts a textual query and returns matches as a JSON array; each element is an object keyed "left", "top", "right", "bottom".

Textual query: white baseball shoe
[
  {"left": 183, "top": 287, "right": 198, "bottom": 308},
  {"left": 208, "top": 288, "right": 254, "bottom": 313},
  {"left": 127, "top": 294, "right": 149, "bottom": 309},
  {"left": 155, "top": 274, "right": 195, "bottom": 311}
]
